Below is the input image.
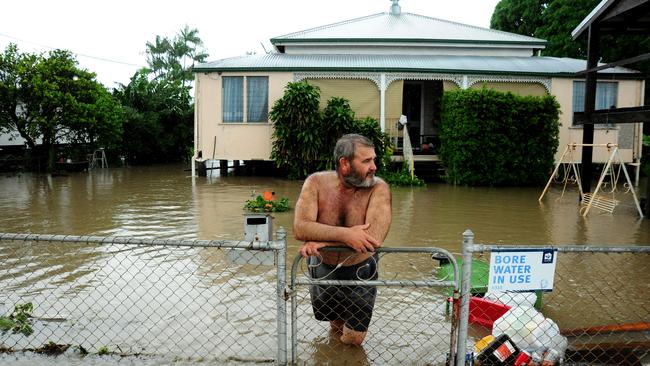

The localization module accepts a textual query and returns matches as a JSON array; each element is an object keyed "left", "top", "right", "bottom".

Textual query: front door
[{"left": 402, "top": 82, "right": 422, "bottom": 148}]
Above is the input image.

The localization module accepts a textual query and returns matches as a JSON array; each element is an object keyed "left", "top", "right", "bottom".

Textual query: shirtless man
[{"left": 293, "top": 134, "right": 392, "bottom": 346}]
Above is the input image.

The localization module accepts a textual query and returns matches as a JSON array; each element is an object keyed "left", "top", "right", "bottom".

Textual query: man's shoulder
[
  {"left": 371, "top": 177, "right": 390, "bottom": 192},
  {"left": 305, "top": 171, "right": 337, "bottom": 184}
]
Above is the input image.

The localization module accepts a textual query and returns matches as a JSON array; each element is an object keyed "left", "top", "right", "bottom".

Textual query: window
[
  {"left": 247, "top": 77, "right": 269, "bottom": 122},
  {"left": 222, "top": 76, "right": 268, "bottom": 123},
  {"left": 572, "top": 81, "right": 618, "bottom": 126}
]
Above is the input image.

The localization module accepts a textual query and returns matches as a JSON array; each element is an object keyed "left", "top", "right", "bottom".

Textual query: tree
[
  {"left": 113, "top": 70, "right": 193, "bottom": 164},
  {"left": 491, "top": 0, "right": 550, "bottom": 38},
  {"left": 145, "top": 25, "right": 208, "bottom": 89},
  {"left": 0, "top": 44, "right": 123, "bottom": 171},
  {"left": 491, "top": 0, "right": 650, "bottom": 65},
  {"left": 111, "top": 26, "right": 208, "bottom": 164}
]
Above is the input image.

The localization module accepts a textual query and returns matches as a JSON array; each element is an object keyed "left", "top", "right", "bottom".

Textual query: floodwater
[
  {"left": 0, "top": 164, "right": 649, "bottom": 365},
  {"left": 2, "top": 164, "right": 648, "bottom": 246}
]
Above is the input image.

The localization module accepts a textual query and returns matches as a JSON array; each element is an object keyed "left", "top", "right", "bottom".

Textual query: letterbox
[
  {"left": 228, "top": 213, "right": 275, "bottom": 266},
  {"left": 244, "top": 213, "right": 273, "bottom": 242}
]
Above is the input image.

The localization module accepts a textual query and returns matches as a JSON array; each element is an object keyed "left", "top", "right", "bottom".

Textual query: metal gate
[{"left": 289, "top": 247, "right": 460, "bottom": 365}]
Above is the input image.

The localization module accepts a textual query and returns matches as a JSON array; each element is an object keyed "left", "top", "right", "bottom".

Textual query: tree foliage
[
  {"left": 491, "top": 0, "right": 549, "bottom": 38},
  {"left": 113, "top": 70, "right": 193, "bottom": 164},
  {"left": 114, "top": 26, "right": 207, "bottom": 164},
  {"left": 490, "top": 0, "right": 650, "bottom": 70},
  {"left": 440, "top": 88, "right": 560, "bottom": 186},
  {"left": 145, "top": 25, "right": 208, "bottom": 89},
  {"left": 0, "top": 44, "right": 123, "bottom": 171},
  {"left": 269, "top": 81, "right": 324, "bottom": 178}
]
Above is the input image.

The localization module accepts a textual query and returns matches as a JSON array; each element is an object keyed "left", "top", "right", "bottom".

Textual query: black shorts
[{"left": 308, "top": 255, "right": 378, "bottom": 332}]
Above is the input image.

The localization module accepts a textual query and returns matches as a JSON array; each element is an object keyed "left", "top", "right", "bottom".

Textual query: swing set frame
[{"left": 539, "top": 143, "right": 644, "bottom": 218}]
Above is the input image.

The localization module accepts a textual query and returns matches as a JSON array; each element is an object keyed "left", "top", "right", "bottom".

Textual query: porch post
[
  {"left": 580, "top": 25, "right": 600, "bottom": 194},
  {"left": 380, "top": 73, "right": 386, "bottom": 132}
]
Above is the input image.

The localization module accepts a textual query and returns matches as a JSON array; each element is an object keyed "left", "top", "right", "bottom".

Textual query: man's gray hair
[{"left": 334, "top": 134, "right": 375, "bottom": 168}]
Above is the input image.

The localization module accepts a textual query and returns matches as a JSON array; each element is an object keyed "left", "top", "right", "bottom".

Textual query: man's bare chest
[{"left": 317, "top": 189, "right": 371, "bottom": 227}]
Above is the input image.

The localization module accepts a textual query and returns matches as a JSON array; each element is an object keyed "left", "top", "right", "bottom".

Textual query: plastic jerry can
[{"left": 475, "top": 333, "right": 520, "bottom": 366}]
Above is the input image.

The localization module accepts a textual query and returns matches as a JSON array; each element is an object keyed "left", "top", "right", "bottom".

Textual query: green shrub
[
  {"left": 439, "top": 88, "right": 560, "bottom": 186},
  {"left": 270, "top": 81, "right": 396, "bottom": 179},
  {"left": 269, "top": 81, "right": 324, "bottom": 179},
  {"left": 379, "top": 160, "right": 425, "bottom": 187}
]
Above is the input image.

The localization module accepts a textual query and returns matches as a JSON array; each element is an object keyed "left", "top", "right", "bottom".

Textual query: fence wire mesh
[
  {"left": 290, "top": 247, "right": 459, "bottom": 365},
  {"left": 0, "top": 235, "right": 283, "bottom": 364},
  {"left": 463, "top": 245, "right": 650, "bottom": 366}
]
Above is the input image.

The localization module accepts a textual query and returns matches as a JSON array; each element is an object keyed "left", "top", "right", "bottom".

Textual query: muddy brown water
[{"left": 0, "top": 164, "right": 648, "bottom": 364}]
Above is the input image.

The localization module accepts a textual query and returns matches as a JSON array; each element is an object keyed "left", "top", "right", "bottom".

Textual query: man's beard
[{"left": 344, "top": 165, "right": 377, "bottom": 188}]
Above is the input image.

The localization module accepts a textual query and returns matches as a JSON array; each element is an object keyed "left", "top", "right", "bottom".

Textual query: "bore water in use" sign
[{"left": 487, "top": 248, "right": 558, "bottom": 292}]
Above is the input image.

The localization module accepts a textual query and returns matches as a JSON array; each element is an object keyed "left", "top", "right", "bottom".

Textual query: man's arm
[
  {"left": 364, "top": 179, "right": 392, "bottom": 245},
  {"left": 293, "top": 173, "right": 379, "bottom": 252}
]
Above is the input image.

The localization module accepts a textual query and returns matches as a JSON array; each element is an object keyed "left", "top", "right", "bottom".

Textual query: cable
[{"left": 0, "top": 32, "right": 144, "bottom": 68}]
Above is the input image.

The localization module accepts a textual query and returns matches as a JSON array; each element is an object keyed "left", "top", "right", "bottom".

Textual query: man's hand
[
  {"left": 343, "top": 223, "right": 380, "bottom": 253},
  {"left": 300, "top": 241, "right": 326, "bottom": 257}
]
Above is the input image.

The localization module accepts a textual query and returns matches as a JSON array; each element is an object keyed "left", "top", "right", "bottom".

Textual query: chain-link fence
[
  {"left": 289, "top": 247, "right": 460, "bottom": 365},
  {"left": 3, "top": 228, "right": 648, "bottom": 366},
  {"left": 457, "top": 230, "right": 650, "bottom": 366},
  {"left": 0, "top": 232, "right": 287, "bottom": 364}
]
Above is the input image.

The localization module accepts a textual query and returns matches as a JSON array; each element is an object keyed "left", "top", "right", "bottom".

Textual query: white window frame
[
  {"left": 222, "top": 76, "right": 269, "bottom": 123},
  {"left": 572, "top": 80, "right": 618, "bottom": 127}
]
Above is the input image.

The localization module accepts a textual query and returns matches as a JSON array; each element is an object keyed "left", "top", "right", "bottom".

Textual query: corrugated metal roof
[
  {"left": 572, "top": 0, "right": 612, "bottom": 39},
  {"left": 193, "top": 54, "right": 638, "bottom": 76},
  {"left": 271, "top": 12, "right": 546, "bottom": 46}
]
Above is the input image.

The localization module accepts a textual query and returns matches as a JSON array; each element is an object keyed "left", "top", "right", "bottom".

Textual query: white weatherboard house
[{"left": 191, "top": 1, "right": 645, "bottom": 176}]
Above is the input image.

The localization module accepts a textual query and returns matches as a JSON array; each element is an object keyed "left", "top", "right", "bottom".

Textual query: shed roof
[
  {"left": 193, "top": 53, "right": 638, "bottom": 77},
  {"left": 271, "top": 12, "right": 546, "bottom": 48},
  {"left": 572, "top": 0, "right": 650, "bottom": 39}
]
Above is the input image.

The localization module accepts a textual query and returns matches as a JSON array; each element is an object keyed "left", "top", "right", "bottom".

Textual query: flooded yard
[{"left": 0, "top": 164, "right": 648, "bottom": 364}]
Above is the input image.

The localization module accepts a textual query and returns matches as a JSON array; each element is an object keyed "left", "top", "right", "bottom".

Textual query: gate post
[
  {"left": 275, "top": 227, "right": 288, "bottom": 365},
  {"left": 456, "top": 229, "right": 474, "bottom": 366}
]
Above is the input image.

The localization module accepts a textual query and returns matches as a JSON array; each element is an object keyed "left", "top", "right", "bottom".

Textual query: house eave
[
  {"left": 191, "top": 66, "right": 642, "bottom": 79},
  {"left": 270, "top": 37, "right": 547, "bottom": 48}
]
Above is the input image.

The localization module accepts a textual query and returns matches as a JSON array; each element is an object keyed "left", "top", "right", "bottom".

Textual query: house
[{"left": 191, "top": 0, "right": 645, "bottom": 178}]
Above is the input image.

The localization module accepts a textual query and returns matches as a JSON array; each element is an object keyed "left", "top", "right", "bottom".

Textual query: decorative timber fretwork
[
  {"left": 466, "top": 75, "right": 552, "bottom": 93},
  {"left": 294, "top": 72, "right": 383, "bottom": 88},
  {"left": 294, "top": 72, "right": 552, "bottom": 92},
  {"left": 384, "top": 73, "right": 464, "bottom": 88}
]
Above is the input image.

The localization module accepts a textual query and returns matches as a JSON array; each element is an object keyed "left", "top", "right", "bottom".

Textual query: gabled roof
[
  {"left": 271, "top": 12, "right": 546, "bottom": 48},
  {"left": 193, "top": 53, "right": 638, "bottom": 77}
]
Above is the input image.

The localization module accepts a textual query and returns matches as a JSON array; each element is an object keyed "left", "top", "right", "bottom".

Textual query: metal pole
[
  {"left": 290, "top": 253, "right": 301, "bottom": 363},
  {"left": 275, "top": 227, "right": 287, "bottom": 365},
  {"left": 456, "top": 229, "right": 473, "bottom": 366}
]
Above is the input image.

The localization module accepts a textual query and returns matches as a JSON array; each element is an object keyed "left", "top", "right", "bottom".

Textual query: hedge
[{"left": 439, "top": 88, "right": 560, "bottom": 186}]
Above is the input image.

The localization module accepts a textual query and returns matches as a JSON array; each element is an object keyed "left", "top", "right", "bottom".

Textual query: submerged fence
[
  {"left": 458, "top": 230, "right": 650, "bottom": 366},
  {"left": 1, "top": 230, "right": 649, "bottom": 365},
  {"left": 0, "top": 232, "right": 288, "bottom": 364}
]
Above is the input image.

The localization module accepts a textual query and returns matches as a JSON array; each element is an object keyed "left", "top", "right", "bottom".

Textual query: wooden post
[
  {"left": 219, "top": 159, "right": 228, "bottom": 175},
  {"left": 580, "top": 25, "right": 600, "bottom": 195}
]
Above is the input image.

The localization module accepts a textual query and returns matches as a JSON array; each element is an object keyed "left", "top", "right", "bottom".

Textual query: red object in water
[
  {"left": 449, "top": 296, "right": 511, "bottom": 329},
  {"left": 468, "top": 296, "right": 511, "bottom": 329}
]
